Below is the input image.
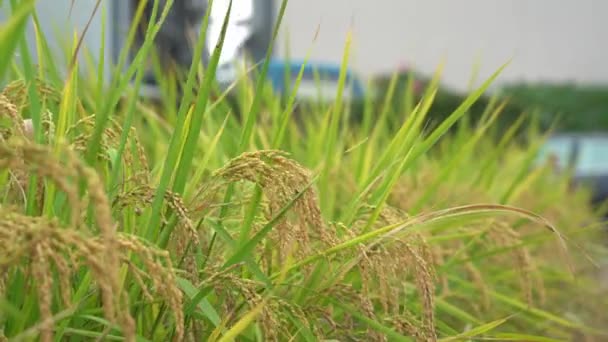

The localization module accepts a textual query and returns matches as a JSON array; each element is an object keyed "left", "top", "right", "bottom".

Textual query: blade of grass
[
  {"left": 217, "top": 0, "right": 290, "bottom": 241},
  {"left": 143, "top": 0, "right": 213, "bottom": 239},
  {"left": 407, "top": 62, "right": 511, "bottom": 170},
  {"left": 319, "top": 28, "right": 352, "bottom": 216},
  {"left": 184, "top": 112, "right": 230, "bottom": 201},
  {"left": 222, "top": 172, "right": 320, "bottom": 268},
  {"left": 434, "top": 299, "right": 483, "bottom": 325},
  {"left": 341, "top": 64, "right": 446, "bottom": 225},
  {"left": 271, "top": 24, "right": 320, "bottom": 148},
  {"left": 85, "top": 0, "right": 172, "bottom": 168},
  {"left": 328, "top": 298, "right": 412, "bottom": 341},
  {"left": 411, "top": 101, "right": 507, "bottom": 212},
  {"left": 488, "top": 333, "right": 566, "bottom": 342},
  {"left": 9, "top": 0, "right": 44, "bottom": 218},
  {"left": 448, "top": 274, "right": 608, "bottom": 336},
  {"left": 107, "top": 47, "right": 153, "bottom": 199},
  {"left": 171, "top": 0, "right": 234, "bottom": 195},
  {"left": 30, "top": 11, "right": 61, "bottom": 84},
  {"left": 284, "top": 312, "right": 316, "bottom": 342},
  {"left": 95, "top": 1, "right": 106, "bottom": 113},
  {"left": 274, "top": 203, "right": 571, "bottom": 278},
  {"left": 0, "top": 0, "right": 34, "bottom": 81},
  {"left": 438, "top": 316, "right": 512, "bottom": 342},
  {"left": 474, "top": 112, "right": 527, "bottom": 187},
  {"left": 176, "top": 277, "right": 222, "bottom": 327},
  {"left": 237, "top": 0, "right": 289, "bottom": 153},
  {"left": 499, "top": 130, "right": 552, "bottom": 204}
]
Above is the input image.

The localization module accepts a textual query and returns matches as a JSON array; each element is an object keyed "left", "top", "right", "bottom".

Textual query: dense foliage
[{"left": 0, "top": 1, "right": 607, "bottom": 341}]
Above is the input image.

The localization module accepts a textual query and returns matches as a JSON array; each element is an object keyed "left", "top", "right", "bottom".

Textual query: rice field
[{"left": 0, "top": 1, "right": 607, "bottom": 341}]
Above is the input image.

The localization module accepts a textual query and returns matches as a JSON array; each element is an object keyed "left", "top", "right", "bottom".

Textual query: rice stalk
[{"left": 211, "top": 150, "right": 337, "bottom": 261}]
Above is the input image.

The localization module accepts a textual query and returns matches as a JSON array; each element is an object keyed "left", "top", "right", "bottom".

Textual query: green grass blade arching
[{"left": 276, "top": 202, "right": 567, "bottom": 279}]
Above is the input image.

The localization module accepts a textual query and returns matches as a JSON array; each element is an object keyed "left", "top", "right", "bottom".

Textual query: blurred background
[
  {"left": 278, "top": 0, "right": 608, "bottom": 130},
  {"left": 279, "top": 0, "right": 608, "bottom": 92}
]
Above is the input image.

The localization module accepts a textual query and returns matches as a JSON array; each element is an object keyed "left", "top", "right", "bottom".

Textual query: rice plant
[{"left": 0, "top": 0, "right": 607, "bottom": 341}]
